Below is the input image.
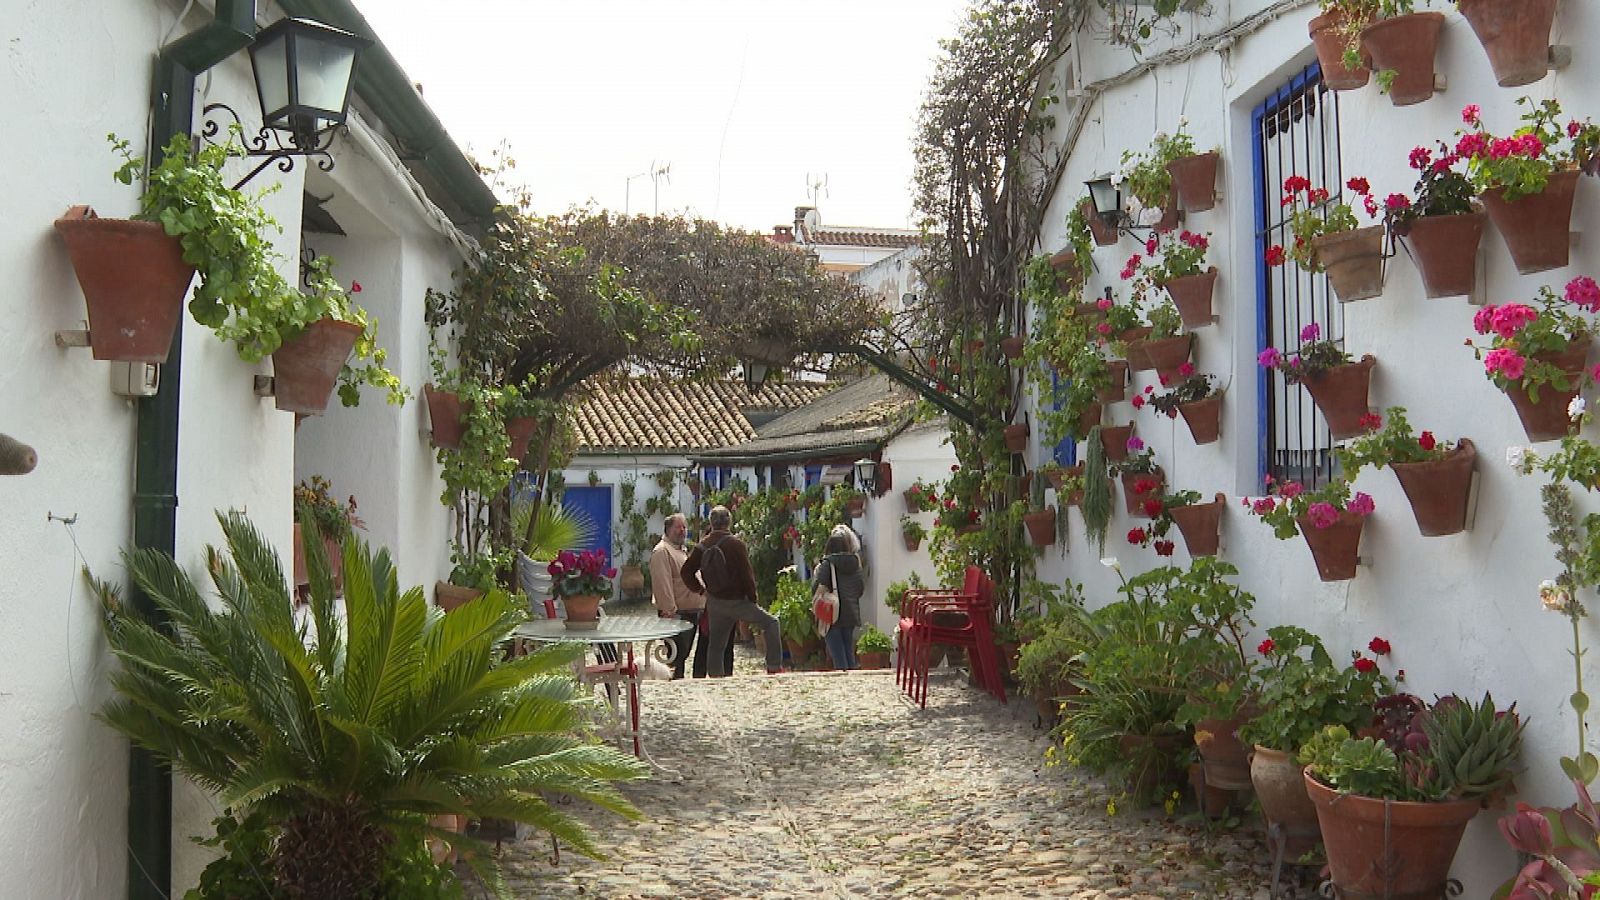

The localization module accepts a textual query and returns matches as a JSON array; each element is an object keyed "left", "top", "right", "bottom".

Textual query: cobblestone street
[{"left": 483, "top": 649, "right": 1282, "bottom": 899}]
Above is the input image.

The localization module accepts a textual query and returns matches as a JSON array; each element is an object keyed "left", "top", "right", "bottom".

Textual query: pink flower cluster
[
  {"left": 1178, "top": 230, "right": 1208, "bottom": 250},
  {"left": 1566, "top": 276, "right": 1600, "bottom": 312},
  {"left": 1474, "top": 303, "right": 1539, "bottom": 339},
  {"left": 548, "top": 548, "right": 617, "bottom": 581},
  {"left": 1483, "top": 348, "right": 1527, "bottom": 381},
  {"left": 1120, "top": 254, "right": 1142, "bottom": 280}
]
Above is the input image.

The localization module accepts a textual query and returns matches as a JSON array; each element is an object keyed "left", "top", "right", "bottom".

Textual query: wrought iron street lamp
[
  {"left": 853, "top": 458, "right": 879, "bottom": 494},
  {"left": 1085, "top": 174, "right": 1167, "bottom": 239},
  {"left": 742, "top": 359, "right": 772, "bottom": 394}
]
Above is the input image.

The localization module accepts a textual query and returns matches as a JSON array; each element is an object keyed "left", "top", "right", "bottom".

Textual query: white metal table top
[{"left": 511, "top": 615, "right": 692, "bottom": 645}]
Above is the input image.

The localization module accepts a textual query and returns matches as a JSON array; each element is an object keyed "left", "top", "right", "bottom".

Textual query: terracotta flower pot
[
  {"left": 1312, "top": 225, "right": 1386, "bottom": 303},
  {"left": 619, "top": 565, "right": 646, "bottom": 597},
  {"left": 1166, "top": 152, "right": 1220, "bottom": 213},
  {"left": 53, "top": 205, "right": 195, "bottom": 363},
  {"left": 1143, "top": 334, "right": 1194, "bottom": 381},
  {"left": 1401, "top": 211, "right": 1487, "bottom": 299},
  {"left": 562, "top": 593, "right": 603, "bottom": 629},
  {"left": 1480, "top": 169, "right": 1580, "bottom": 275},
  {"left": 1003, "top": 423, "right": 1030, "bottom": 454},
  {"left": 1177, "top": 393, "right": 1222, "bottom": 445},
  {"left": 1504, "top": 340, "right": 1591, "bottom": 442},
  {"left": 1164, "top": 268, "right": 1218, "bottom": 329},
  {"left": 506, "top": 416, "right": 537, "bottom": 462},
  {"left": 999, "top": 335, "right": 1025, "bottom": 359},
  {"left": 1302, "top": 354, "right": 1377, "bottom": 440},
  {"left": 1081, "top": 199, "right": 1119, "bottom": 247},
  {"left": 902, "top": 533, "right": 922, "bottom": 552},
  {"left": 1251, "top": 746, "right": 1321, "bottom": 859},
  {"left": 1120, "top": 326, "right": 1156, "bottom": 371},
  {"left": 270, "top": 318, "right": 362, "bottom": 415},
  {"left": 1073, "top": 300, "right": 1108, "bottom": 325},
  {"left": 424, "top": 385, "right": 468, "bottom": 449},
  {"left": 857, "top": 650, "right": 891, "bottom": 670},
  {"left": 1050, "top": 248, "right": 1083, "bottom": 291},
  {"left": 1391, "top": 438, "right": 1476, "bottom": 536},
  {"left": 1075, "top": 402, "right": 1103, "bottom": 438},
  {"left": 1305, "top": 773, "right": 1480, "bottom": 899},
  {"left": 1169, "top": 493, "right": 1226, "bottom": 557},
  {"left": 1120, "top": 467, "right": 1165, "bottom": 517},
  {"left": 1022, "top": 508, "right": 1057, "bottom": 547},
  {"left": 1101, "top": 423, "right": 1134, "bottom": 462},
  {"left": 1190, "top": 763, "right": 1239, "bottom": 820},
  {"left": 845, "top": 495, "right": 868, "bottom": 516},
  {"left": 1097, "top": 359, "right": 1130, "bottom": 404},
  {"left": 1457, "top": 0, "right": 1558, "bottom": 88},
  {"left": 1195, "top": 717, "right": 1253, "bottom": 791},
  {"left": 1296, "top": 510, "right": 1365, "bottom": 582},
  {"left": 1309, "top": 10, "right": 1373, "bottom": 91},
  {"left": 1360, "top": 12, "right": 1445, "bottom": 106},
  {"left": 435, "top": 581, "right": 484, "bottom": 613}
]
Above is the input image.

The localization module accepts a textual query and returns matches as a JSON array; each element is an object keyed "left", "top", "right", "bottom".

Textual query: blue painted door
[{"left": 561, "top": 485, "right": 613, "bottom": 564}]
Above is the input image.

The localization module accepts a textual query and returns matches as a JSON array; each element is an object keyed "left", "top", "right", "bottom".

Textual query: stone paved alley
[{"left": 477, "top": 652, "right": 1285, "bottom": 899}]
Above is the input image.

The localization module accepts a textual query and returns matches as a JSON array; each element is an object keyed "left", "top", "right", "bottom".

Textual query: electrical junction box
[{"left": 110, "top": 361, "right": 160, "bottom": 398}]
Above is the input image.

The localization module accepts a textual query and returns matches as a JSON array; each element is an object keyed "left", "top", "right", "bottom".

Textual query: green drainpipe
[{"left": 131, "top": 5, "right": 255, "bottom": 899}]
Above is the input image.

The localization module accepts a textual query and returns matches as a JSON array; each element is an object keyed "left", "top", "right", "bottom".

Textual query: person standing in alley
[
  {"left": 649, "top": 513, "right": 724, "bottom": 679},
  {"left": 815, "top": 531, "right": 865, "bottom": 670},
  {"left": 681, "top": 505, "right": 783, "bottom": 676}
]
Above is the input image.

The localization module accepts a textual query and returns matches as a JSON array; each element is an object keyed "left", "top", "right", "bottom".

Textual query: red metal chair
[
  {"left": 898, "top": 567, "right": 1006, "bottom": 708},
  {"left": 895, "top": 569, "right": 980, "bottom": 694}
]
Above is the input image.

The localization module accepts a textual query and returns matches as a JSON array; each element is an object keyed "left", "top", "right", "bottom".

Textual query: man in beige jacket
[{"left": 650, "top": 514, "right": 719, "bottom": 678}]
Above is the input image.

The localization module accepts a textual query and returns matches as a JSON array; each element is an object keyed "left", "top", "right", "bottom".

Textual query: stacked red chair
[{"left": 896, "top": 566, "right": 1007, "bottom": 708}]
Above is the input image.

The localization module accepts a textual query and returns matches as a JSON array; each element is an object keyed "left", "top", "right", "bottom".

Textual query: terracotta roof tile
[
  {"left": 805, "top": 229, "right": 920, "bottom": 249},
  {"left": 573, "top": 378, "right": 835, "bottom": 453}
]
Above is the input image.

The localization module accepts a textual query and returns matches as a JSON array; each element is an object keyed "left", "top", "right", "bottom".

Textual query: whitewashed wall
[
  {"left": 559, "top": 454, "right": 696, "bottom": 574},
  {"left": 857, "top": 423, "right": 953, "bottom": 637},
  {"left": 1023, "top": 1, "right": 1600, "bottom": 891}
]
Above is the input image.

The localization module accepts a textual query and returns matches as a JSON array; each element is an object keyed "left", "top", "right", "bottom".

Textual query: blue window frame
[{"left": 1048, "top": 370, "right": 1078, "bottom": 466}]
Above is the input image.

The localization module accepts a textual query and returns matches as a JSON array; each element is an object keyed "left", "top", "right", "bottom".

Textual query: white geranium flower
[
  {"left": 1570, "top": 396, "right": 1587, "bottom": 421},
  {"left": 1506, "top": 446, "right": 1527, "bottom": 469},
  {"left": 1541, "top": 579, "right": 1572, "bottom": 613}
]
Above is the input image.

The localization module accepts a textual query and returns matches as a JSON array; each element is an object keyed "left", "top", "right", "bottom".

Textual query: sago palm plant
[{"left": 92, "top": 511, "right": 646, "bottom": 899}]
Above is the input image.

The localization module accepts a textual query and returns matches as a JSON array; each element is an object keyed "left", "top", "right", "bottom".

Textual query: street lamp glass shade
[
  {"left": 853, "top": 458, "right": 877, "bottom": 491},
  {"left": 249, "top": 17, "right": 370, "bottom": 135},
  {"left": 1086, "top": 176, "right": 1122, "bottom": 222},
  {"left": 743, "top": 360, "right": 770, "bottom": 392}
]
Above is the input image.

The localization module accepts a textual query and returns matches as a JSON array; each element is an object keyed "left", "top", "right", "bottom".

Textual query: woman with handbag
[{"left": 814, "top": 532, "right": 865, "bottom": 669}]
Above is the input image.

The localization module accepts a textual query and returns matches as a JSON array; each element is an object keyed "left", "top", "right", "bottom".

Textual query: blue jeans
[{"left": 824, "top": 625, "right": 857, "bottom": 670}]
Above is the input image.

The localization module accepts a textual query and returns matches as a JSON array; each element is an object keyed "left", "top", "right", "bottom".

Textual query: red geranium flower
[
  {"left": 1142, "top": 498, "right": 1163, "bottom": 517},
  {"left": 1368, "top": 637, "right": 1392, "bottom": 656},
  {"left": 1127, "top": 527, "right": 1147, "bottom": 544},
  {"left": 1257, "top": 638, "right": 1276, "bottom": 656},
  {"left": 1358, "top": 412, "right": 1383, "bottom": 431},
  {"left": 1154, "top": 540, "right": 1175, "bottom": 557},
  {"left": 1352, "top": 656, "right": 1377, "bottom": 674},
  {"left": 1264, "top": 245, "right": 1286, "bottom": 267},
  {"left": 1418, "top": 432, "right": 1436, "bottom": 451}
]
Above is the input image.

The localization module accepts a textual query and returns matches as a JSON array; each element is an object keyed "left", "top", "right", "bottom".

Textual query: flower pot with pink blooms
[
  {"left": 1264, "top": 175, "right": 1385, "bottom": 304},
  {"left": 1141, "top": 367, "right": 1222, "bottom": 445},
  {"left": 1125, "top": 488, "right": 1198, "bottom": 558},
  {"left": 1260, "top": 324, "right": 1376, "bottom": 440},
  {"left": 1248, "top": 477, "right": 1374, "bottom": 581},
  {"left": 1337, "top": 407, "right": 1477, "bottom": 536},
  {"left": 1112, "top": 438, "right": 1163, "bottom": 517},
  {"left": 1458, "top": 100, "right": 1600, "bottom": 275},
  {"left": 1101, "top": 423, "right": 1136, "bottom": 463},
  {"left": 1469, "top": 278, "right": 1600, "bottom": 443},
  {"left": 548, "top": 548, "right": 617, "bottom": 630},
  {"left": 1381, "top": 145, "right": 1486, "bottom": 299},
  {"left": 1137, "top": 230, "right": 1215, "bottom": 329}
]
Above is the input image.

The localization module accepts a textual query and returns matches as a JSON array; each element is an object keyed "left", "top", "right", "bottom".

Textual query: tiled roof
[
  {"left": 695, "top": 373, "right": 919, "bottom": 461},
  {"left": 572, "top": 379, "right": 835, "bottom": 453},
  {"left": 804, "top": 229, "right": 920, "bottom": 249}
]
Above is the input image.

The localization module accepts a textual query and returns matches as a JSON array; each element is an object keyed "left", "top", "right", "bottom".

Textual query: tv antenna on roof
[{"left": 806, "top": 172, "right": 829, "bottom": 207}]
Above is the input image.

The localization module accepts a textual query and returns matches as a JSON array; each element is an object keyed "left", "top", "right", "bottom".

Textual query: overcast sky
[{"left": 359, "top": 1, "right": 968, "bottom": 234}]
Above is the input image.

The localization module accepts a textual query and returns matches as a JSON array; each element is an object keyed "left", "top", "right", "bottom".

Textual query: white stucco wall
[
  {"left": 559, "top": 454, "right": 696, "bottom": 571},
  {"left": 1021, "top": 1, "right": 1600, "bottom": 891},
  {"left": 854, "top": 423, "right": 954, "bottom": 636}
]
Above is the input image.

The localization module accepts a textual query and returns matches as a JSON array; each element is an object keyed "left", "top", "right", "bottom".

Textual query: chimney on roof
[
  {"left": 794, "top": 206, "right": 818, "bottom": 242},
  {"left": 770, "top": 225, "right": 795, "bottom": 244}
]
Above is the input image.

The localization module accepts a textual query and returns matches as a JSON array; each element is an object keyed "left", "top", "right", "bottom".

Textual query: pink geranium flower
[{"left": 1305, "top": 502, "right": 1340, "bottom": 529}]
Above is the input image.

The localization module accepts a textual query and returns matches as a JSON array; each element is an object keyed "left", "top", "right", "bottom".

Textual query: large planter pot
[
  {"left": 1169, "top": 492, "right": 1226, "bottom": 557},
  {"left": 1251, "top": 746, "right": 1321, "bottom": 859},
  {"left": 435, "top": 581, "right": 484, "bottom": 614},
  {"left": 1190, "top": 763, "right": 1239, "bottom": 820},
  {"left": 1309, "top": 10, "right": 1373, "bottom": 91},
  {"left": 1305, "top": 773, "right": 1480, "bottom": 899},
  {"left": 1100, "top": 423, "right": 1134, "bottom": 462},
  {"left": 1302, "top": 354, "right": 1377, "bottom": 440},
  {"left": 1177, "top": 393, "right": 1222, "bottom": 445},
  {"left": 1163, "top": 268, "right": 1218, "bottom": 329},
  {"left": 1505, "top": 340, "right": 1592, "bottom": 442},
  {"left": 1166, "top": 152, "right": 1220, "bottom": 213},
  {"left": 1195, "top": 717, "right": 1253, "bottom": 790},
  {"left": 858, "top": 650, "right": 890, "bottom": 670},
  {"left": 423, "top": 385, "right": 468, "bottom": 449},
  {"left": 1401, "top": 211, "right": 1487, "bottom": 299},
  {"left": 1022, "top": 508, "right": 1057, "bottom": 547},
  {"left": 1480, "top": 169, "right": 1580, "bottom": 275},
  {"left": 270, "top": 318, "right": 362, "bottom": 415},
  {"left": 1142, "top": 334, "right": 1194, "bottom": 381},
  {"left": 1097, "top": 359, "right": 1130, "bottom": 404},
  {"left": 1117, "top": 732, "right": 1187, "bottom": 804},
  {"left": 1003, "top": 423, "right": 1030, "bottom": 454},
  {"left": 1360, "top": 12, "right": 1446, "bottom": 106},
  {"left": 1390, "top": 438, "right": 1477, "bottom": 536},
  {"left": 1081, "top": 198, "right": 1119, "bottom": 247},
  {"left": 1457, "top": 0, "right": 1558, "bottom": 88},
  {"left": 562, "top": 593, "right": 603, "bottom": 630},
  {"left": 999, "top": 335, "right": 1025, "bottom": 359},
  {"left": 1120, "top": 467, "right": 1165, "bottom": 517},
  {"left": 1296, "top": 510, "right": 1365, "bottom": 582},
  {"left": 618, "top": 565, "right": 647, "bottom": 598},
  {"left": 1312, "top": 225, "right": 1386, "bottom": 303},
  {"left": 53, "top": 205, "right": 195, "bottom": 363},
  {"left": 505, "top": 416, "right": 537, "bottom": 462}
]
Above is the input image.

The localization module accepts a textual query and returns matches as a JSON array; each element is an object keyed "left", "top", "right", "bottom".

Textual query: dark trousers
[{"left": 678, "top": 609, "right": 733, "bottom": 678}]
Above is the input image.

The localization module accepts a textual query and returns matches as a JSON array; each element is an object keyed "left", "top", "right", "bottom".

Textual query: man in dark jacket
[{"left": 681, "top": 505, "right": 783, "bottom": 676}]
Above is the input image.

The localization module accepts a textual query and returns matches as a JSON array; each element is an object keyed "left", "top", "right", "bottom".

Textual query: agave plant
[{"left": 92, "top": 511, "right": 645, "bottom": 899}]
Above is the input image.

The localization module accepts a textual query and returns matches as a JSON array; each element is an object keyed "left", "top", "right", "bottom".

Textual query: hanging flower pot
[
  {"left": 1165, "top": 152, "right": 1220, "bottom": 213},
  {"left": 562, "top": 593, "right": 603, "bottom": 630},
  {"left": 1305, "top": 773, "right": 1480, "bottom": 899},
  {"left": 1177, "top": 393, "right": 1222, "bottom": 445},
  {"left": 1022, "top": 508, "right": 1057, "bottom": 547},
  {"left": 1400, "top": 211, "right": 1487, "bottom": 298},
  {"left": 53, "top": 205, "right": 194, "bottom": 363},
  {"left": 270, "top": 318, "right": 362, "bottom": 415},
  {"left": 1123, "top": 326, "right": 1156, "bottom": 372},
  {"left": 1097, "top": 359, "right": 1130, "bottom": 404},
  {"left": 1295, "top": 510, "right": 1364, "bottom": 582},
  {"left": 1457, "top": 0, "right": 1558, "bottom": 88},
  {"left": 1164, "top": 268, "right": 1218, "bottom": 329},
  {"left": 1080, "top": 199, "right": 1119, "bottom": 247},
  {"left": 1309, "top": 10, "right": 1373, "bottom": 91},
  {"left": 1143, "top": 334, "right": 1194, "bottom": 382},
  {"left": 1169, "top": 492, "right": 1226, "bottom": 557},
  {"left": 1153, "top": 203, "right": 1180, "bottom": 233},
  {"left": 1076, "top": 402, "right": 1103, "bottom": 438},
  {"left": 1050, "top": 248, "right": 1083, "bottom": 291},
  {"left": 1359, "top": 12, "right": 1446, "bottom": 106},
  {"left": 1101, "top": 423, "right": 1134, "bottom": 462},
  {"left": 1480, "top": 169, "right": 1580, "bottom": 275},
  {"left": 1312, "top": 225, "right": 1386, "bottom": 303},
  {"left": 1251, "top": 746, "right": 1321, "bottom": 859},
  {"left": 1390, "top": 438, "right": 1477, "bottom": 536},
  {"left": 1120, "top": 467, "right": 1165, "bottom": 517},
  {"left": 902, "top": 533, "right": 922, "bottom": 552},
  {"left": 1504, "top": 340, "right": 1591, "bottom": 442},
  {"left": 1003, "top": 423, "right": 1030, "bottom": 454},
  {"left": 506, "top": 416, "right": 538, "bottom": 462},
  {"left": 1073, "top": 300, "right": 1108, "bottom": 325},
  {"left": 1302, "top": 354, "right": 1377, "bottom": 440},
  {"left": 423, "top": 385, "right": 468, "bottom": 449},
  {"left": 845, "top": 494, "right": 868, "bottom": 516},
  {"left": 999, "top": 335, "right": 1025, "bottom": 359}
]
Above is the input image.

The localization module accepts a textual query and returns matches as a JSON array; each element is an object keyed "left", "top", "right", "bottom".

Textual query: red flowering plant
[
  {"left": 1237, "top": 625, "right": 1397, "bottom": 753},
  {"left": 1257, "top": 321, "right": 1353, "bottom": 385},
  {"left": 1457, "top": 98, "right": 1600, "bottom": 201},
  {"left": 548, "top": 548, "right": 617, "bottom": 598},
  {"left": 1137, "top": 362, "right": 1218, "bottom": 418},
  {"left": 1334, "top": 406, "right": 1458, "bottom": 475},
  {"left": 903, "top": 478, "right": 940, "bottom": 513},
  {"left": 1111, "top": 434, "right": 1160, "bottom": 476},
  {"left": 1245, "top": 475, "right": 1375, "bottom": 541},
  {"left": 1469, "top": 276, "right": 1600, "bottom": 402},
  {"left": 1379, "top": 142, "right": 1477, "bottom": 237},
  {"left": 1135, "top": 229, "right": 1211, "bottom": 284},
  {"left": 1125, "top": 488, "right": 1201, "bottom": 557},
  {"left": 1263, "top": 174, "right": 1376, "bottom": 272}
]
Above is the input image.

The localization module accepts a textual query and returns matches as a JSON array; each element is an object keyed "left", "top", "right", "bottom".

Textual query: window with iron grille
[{"left": 1253, "top": 64, "right": 1345, "bottom": 488}]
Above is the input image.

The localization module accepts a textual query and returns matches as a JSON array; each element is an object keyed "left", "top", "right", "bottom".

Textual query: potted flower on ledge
[
  {"left": 1147, "top": 230, "right": 1217, "bottom": 329},
  {"left": 900, "top": 516, "right": 927, "bottom": 552},
  {"left": 1246, "top": 476, "right": 1375, "bottom": 581},
  {"left": 1265, "top": 174, "right": 1384, "bottom": 304},
  {"left": 1259, "top": 323, "right": 1377, "bottom": 440},
  {"left": 1386, "top": 140, "right": 1485, "bottom": 299},
  {"left": 1336, "top": 406, "right": 1477, "bottom": 536},
  {"left": 1112, "top": 436, "right": 1163, "bottom": 517},
  {"left": 1138, "top": 364, "right": 1222, "bottom": 445},
  {"left": 549, "top": 548, "right": 616, "bottom": 630},
  {"left": 1468, "top": 277, "right": 1600, "bottom": 442}
]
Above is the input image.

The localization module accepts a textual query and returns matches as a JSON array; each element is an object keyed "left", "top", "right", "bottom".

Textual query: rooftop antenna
[
  {"left": 651, "top": 161, "right": 672, "bottom": 215},
  {"left": 624, "top": 161, "right": 654, "bottom": 216},
  {"left": 806, "top": 172, "right": 829, "bottom": 208}
]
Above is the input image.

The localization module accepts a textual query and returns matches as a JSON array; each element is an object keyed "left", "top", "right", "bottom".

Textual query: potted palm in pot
[
  {"left": 1337, "top": 407, "right": 1477, "bottom": 536},
  {"left": 1259, "top": 323, "right": 1376, "bottom": 440},
  {"left": 1468, "top": 278, "right": 1599, "bottom": 442},
  {"left": 1247, "top": 477, "right": 1376, "bottom": 581},
  {"left": 1265, "top": 174, "right": 1385, "bottom": 303}
]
